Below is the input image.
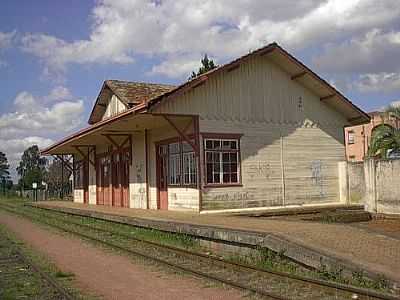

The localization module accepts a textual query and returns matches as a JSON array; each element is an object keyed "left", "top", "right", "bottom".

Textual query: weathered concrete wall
[
  {"left": 347, "top": 162, "right": 365, "bottom": 204},
  {"left": 345, "top": 158, "right": 400, "bottom": 215},
  {"left": 88, "top": 150, "right": 97, "bottom": 205},
  {"left": 375, "top": 159, "right": 400, "bottom": 214}
]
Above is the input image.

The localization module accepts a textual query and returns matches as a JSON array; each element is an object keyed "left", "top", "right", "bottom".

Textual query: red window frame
[
  {"left": 202, "top": 133, "right": 243, "bottom": 188},
  {"left": 156, "top": 136, "right": 198, "bottom": 188}
]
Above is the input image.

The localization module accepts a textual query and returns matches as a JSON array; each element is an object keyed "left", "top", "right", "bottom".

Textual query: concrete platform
[{"left": 33, "top": 201, "right": 400, "bottom": 285}]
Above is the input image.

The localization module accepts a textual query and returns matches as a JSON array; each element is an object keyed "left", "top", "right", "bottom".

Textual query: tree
[
  {"left": 368, "top": 105, "right": 400, "bottom": 159},
  {"left": 16, "top": 145, "right": 47, "bottom": 189},
  {"left": 0, "top": 152, "right": 11, "bottom": 195},
  {"left": 189, "top": 54, "right": 218, "bottom": 79},
  {"left": 46, "top": 158, "right": 72, "bottom": 197},
  {"left": 0, "top": 151, "right": 10, "bottom": 181}
]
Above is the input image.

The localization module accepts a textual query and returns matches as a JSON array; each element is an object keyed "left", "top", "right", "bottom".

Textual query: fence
[
  {"left": 19, "top": 182, "right": 73, "bottom": 202},
  {"left": 343, "top": 159, "right": 400, "bottom": 215}
]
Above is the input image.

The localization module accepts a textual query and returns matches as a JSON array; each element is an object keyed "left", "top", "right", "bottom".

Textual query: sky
[{"left": 1, "top": 0, "right": 400, "bottom": 181}]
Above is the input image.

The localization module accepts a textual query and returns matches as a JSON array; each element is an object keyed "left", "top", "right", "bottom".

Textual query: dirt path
[{"left": 0, "top": 211, "right": 244, "bottom": 300}]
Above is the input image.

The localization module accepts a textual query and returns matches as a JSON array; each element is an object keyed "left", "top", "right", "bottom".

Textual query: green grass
[{"left": 0, "top": 199, "right": 98, "bottom": 300}]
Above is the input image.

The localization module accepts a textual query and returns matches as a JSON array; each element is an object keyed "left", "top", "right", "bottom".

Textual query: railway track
[
  {"left": 0, "top": 222, "right": 74, "bottom": 300},
  {"left": 0, "top": 202, "right": 398, "bottom": 300}
]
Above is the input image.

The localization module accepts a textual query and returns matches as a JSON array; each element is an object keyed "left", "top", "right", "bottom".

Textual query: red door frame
[
  {"left": 96, "top": 153, "right": 111, "bottom": 206},
  {"left": 96, "top": 148, "right": 129, "bottom": 208},
  {"left": 156, "top": 144, "right": 168, "bottom": 210}
]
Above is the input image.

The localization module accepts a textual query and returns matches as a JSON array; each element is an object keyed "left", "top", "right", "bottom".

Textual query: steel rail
[
  {"left": 1, "top": 203, "right": 399, "bottom": 300},
  {"left": 0, "top": 225, "right": 75, "bottom": 300},
  {"left": 0, "top": 203, "right": 287, "bottom": 300},
  {"left": 27, "top": 203, "right": 400, "bottom": 300}
]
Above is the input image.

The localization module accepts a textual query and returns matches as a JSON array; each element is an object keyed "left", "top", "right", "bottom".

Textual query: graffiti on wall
[
  {"left": 135, "top": 163, "right": 144, "bottom": 182},
  {"left": 247, "top": 161, "right": 272, "bottom": 179},
  {"left": 210, "top": 191, "right": 253, "bottom": 202},
  {"left": 310, "top": 160, "right": 325, "bottom": 196}
]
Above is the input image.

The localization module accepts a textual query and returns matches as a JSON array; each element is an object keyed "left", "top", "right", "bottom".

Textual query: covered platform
[
  {"left": 41, "top": 110, "right": 201, "bottom": 210},
  {"left": 33, "top": 201, "right": 400, "bottom": 285}
]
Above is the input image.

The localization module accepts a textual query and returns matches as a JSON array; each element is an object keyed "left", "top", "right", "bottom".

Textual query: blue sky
[{"left": 1, "top": 0, "right": 400, "bottom": 180}]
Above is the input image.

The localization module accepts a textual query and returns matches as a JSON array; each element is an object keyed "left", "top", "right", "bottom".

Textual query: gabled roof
[
  {"left": 144, "top": 42, "right": 370, "bottom": 125},
  {"left": 88, "top": 80, "right": 175, "bottom": 124},
  {"left": 42, "top": 42, "right": 371, "bottom": 156}
]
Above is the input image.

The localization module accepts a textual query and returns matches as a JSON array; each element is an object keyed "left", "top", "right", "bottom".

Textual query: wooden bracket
[
  {"left": 291, "top": 71, "right": 307, "bottom": 80},
  {"left": 162, "top": 115, "right": 199, "bottom": 156},
  {"left": 54, "top": 155, "right": 74, "bottom": 173},
  {"left": 320, "top": 94, "right": 336, "bottom": 101},
  {"left": 72, "top": 145, "right": 96, "bottom": 168},
  {"left": 102, "top": 134, "right": 133, "bottom": 164}
]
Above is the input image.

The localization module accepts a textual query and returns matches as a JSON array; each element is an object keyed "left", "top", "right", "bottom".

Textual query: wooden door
[
  {"left": 157, "top": 145, "right": 168, "bottom": 210},
  {"left": 96, "top": 155, "right": 111, "bottom": 206},
  {"left": 112, "top": 152, "right": 122, "bottom": 207},
  {"left": 103, "top": 156, "right": 111, "bottom": 206},
  {"left": 121, "top": 149, "right": 130, "bottom": 208},
  {"left": 111, "top": 149, "right": 130, "bottom": 208}
]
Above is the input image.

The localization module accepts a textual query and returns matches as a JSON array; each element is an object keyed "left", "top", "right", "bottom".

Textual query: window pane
[
  {"left": 222, "top": 152, "right": 230, "bottom": 162},
  {"left": 223, "top": 163, "right": 230, "bottom": 172},
  {"left": 222, "top": 140, "right": 231, "bottom": 150},
  {"left": 223, "top": 173, "right": 230, "bottom": 183},
  {"left": 182, "top": 151, "right": 197, "bottom": 185},
  {"left": 182, "top": 141, "right": 194, "bottom": 152},
  {"left": 168, "top": 153, "right": 180, "bottom": 185},
  {"left": 205, "top": 140, "right": 213, "bottom": 149},
  {"left": 230, "top": 153, "right": 237, "bottom": 162},
  {"left": 206, "top": 151, "right": 212, "bottom": 162},
  {"left": 213, "top": 140, "right": 220, "bottom": 149},
  {"left": 206, "top": 164, "right": 213, "bottom": 183},
  {"left": 231, "top": 173, "right": 238, "bottom": 182},
  {"left": 213, "top": 173, "right": 220, "bottom": 182},
  {"left": 169, "top": 142, "right": 180, "bottom": 154}
]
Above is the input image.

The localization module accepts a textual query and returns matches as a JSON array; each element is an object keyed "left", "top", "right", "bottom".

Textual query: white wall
[
  {"left": 102, "top": 95, "right": 127, "bottom": 120},
  {"left": 153, "top": 54, "right": 347, "bottom": 211},
  {"left": 130, "top": 131, "right": 148, "bottom": 209}
]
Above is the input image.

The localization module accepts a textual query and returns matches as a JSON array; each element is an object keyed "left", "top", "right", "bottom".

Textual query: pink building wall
[{"left": 345, "top": 112, "right": 400, "bottom": 162}]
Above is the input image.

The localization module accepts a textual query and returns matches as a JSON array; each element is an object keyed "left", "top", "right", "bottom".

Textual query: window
[
  {"left": 168, "top": 143, "right": 181, "bottom": 185},
  {"left": 205, "top": 138, "right": 240, "bottom": 185},
  {"left": 348, "top": 131, "right": 355, "bottom": 144},
  {"left": 182, "top": 142, "right": 197, "bottom": 185},
  {"left": 165, "top": 140, "right": 197, "bottom": 186}
]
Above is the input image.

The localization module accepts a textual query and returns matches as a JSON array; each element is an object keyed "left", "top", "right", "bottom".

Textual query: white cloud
[
  {"left": 20, "top": 0, "right": 400, "bottom": 79},
  {"left": 149, "top": 55, "right": 202, "bottom": 78},
  {"left": 0, "top": 87, "right": 84, "bottom": 181},
  {"left": 354, "top": 72, "right": 400, "bottom": 93},
  {"left": 0, "top": 31, "right": 15, "bottom": 49},
  {"left": 0, "top": 31, "right": 16, "bottom": 67},
  {"left": 314, "top": 29, "right": 400, "bottom": 74}
]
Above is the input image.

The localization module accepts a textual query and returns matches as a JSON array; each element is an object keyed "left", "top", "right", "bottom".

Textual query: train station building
[{"left": 41, "top": 43, "right": 369, "bottom": 212}]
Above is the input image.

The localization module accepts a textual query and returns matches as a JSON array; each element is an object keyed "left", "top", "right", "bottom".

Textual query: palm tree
[{"left": 368, "top": 106, "right": 400, "bottom": 159}]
